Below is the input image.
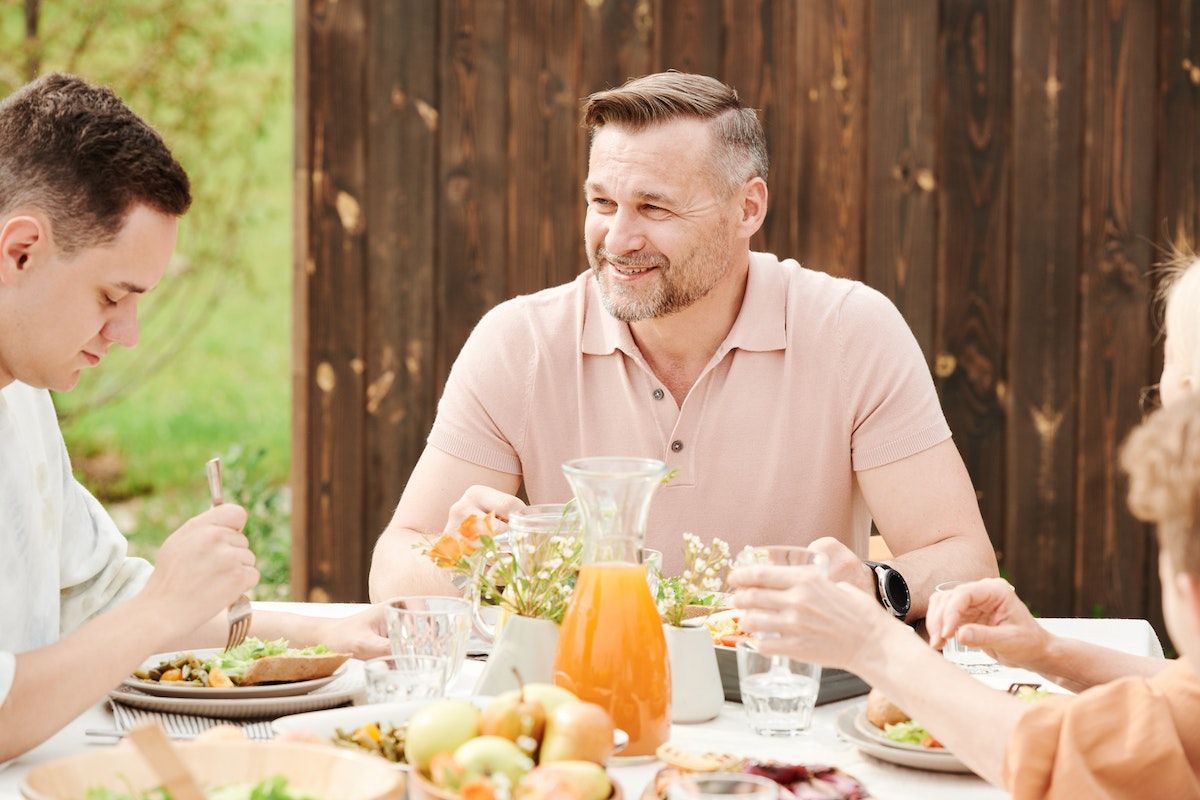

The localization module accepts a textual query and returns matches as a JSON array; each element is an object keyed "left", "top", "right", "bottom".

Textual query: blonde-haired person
[{"left": 729, "top": 393, "right": 1200, "bottom": 796}]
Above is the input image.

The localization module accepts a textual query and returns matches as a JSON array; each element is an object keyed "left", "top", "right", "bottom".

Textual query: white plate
[
  {"left": 108, "top": 660, "right": 365, "bottom": 720},
  {"left": 835, "top": 706, "right": 973, "bottom": 774},
  {"left": 124, "top": 649, "right": 347, "bottom": 699},
  {"left": 272, "top": 696, "right": 630, "bottom": 768}
]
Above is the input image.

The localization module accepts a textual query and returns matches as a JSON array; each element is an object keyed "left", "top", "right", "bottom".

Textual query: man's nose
[
  {"left": 103, "top": 303, "right": 140, "bottom": 348},
  {"left": 604, "top": 207, "right": 647, "bottom": 254}
]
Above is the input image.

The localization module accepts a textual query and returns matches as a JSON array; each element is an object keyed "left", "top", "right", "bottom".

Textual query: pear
[
  {"left": 497, "top": 683, "right": 577, "bottom": 716},
  {"left": 481, "top": 689, "right": 547, "bottom": 755},
  {"left": 538, "top": 701, "right": 615, "bottom": 765}
]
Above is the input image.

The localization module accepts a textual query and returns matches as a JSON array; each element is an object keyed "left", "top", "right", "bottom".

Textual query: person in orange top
[{"left": 729, "top": 396, "right": 1200, "bottom": 796}]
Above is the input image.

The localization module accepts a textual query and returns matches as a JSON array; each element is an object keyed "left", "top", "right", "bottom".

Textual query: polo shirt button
[
  {"left": 653, "top": 388, "right": 665, "bottom": 400},
  {"left": 670, "top": 440, "right": 683, "bottom": 452}
]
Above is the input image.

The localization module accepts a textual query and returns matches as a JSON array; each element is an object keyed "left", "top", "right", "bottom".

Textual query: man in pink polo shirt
[{"left": 370, "top": 72, "right": 998, "bottom": 618}]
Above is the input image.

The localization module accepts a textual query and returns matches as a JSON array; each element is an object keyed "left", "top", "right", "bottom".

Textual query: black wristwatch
[{"left": 864, "top": 560, "right": 911, "bottom": 619}]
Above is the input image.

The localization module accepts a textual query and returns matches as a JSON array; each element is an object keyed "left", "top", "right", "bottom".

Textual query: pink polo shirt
[{"left": 427, "top": 252, "right": 951, "bottom": 573}]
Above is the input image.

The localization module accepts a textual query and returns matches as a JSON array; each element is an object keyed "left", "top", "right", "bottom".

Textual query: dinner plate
[
  {"left": 272, "top": 697, "right": 631, "bottom": 769},
  {"left": 835, "top": 706, "right": 973, "bottom": 774},
  {"left": 108, "top": 660, "right": 365, "bottom": 720},
  {"left": 123, "top": 649, "right": 348, "bottom": 699}
]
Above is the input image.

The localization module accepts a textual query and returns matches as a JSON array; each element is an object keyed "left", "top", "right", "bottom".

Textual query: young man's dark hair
[{"left": 0, "top": 73, "right": 191, "bottom": 254}]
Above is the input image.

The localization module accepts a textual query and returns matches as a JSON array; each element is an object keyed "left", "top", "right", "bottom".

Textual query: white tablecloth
[{"left": 0, "top": 604, "right": 1165, "bottom": 800}]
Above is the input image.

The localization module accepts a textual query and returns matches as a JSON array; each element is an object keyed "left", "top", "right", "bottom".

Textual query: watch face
[{"left": 882, "top": 569, "right": 911, "bottom": 613}]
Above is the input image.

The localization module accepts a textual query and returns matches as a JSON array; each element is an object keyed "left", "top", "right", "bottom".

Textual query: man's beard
[{"left": 587, "top": 224, "right": 732, "bottom": 323}]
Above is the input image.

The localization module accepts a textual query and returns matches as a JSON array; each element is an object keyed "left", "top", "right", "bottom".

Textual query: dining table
[{"left": 0, "top": 602, "right": 1165, "bottom": 800}]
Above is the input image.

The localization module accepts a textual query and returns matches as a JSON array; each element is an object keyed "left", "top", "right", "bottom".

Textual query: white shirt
[{"left": 0, "top": 381, "right": 152, "bottom": 707}]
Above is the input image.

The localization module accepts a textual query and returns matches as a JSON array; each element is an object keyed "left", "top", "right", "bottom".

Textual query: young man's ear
[{"left": 0, "top": 215, "right": 46, "bottom": 285}]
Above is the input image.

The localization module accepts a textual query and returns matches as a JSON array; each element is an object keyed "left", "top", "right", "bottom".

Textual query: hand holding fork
[{"left": 207, "top": 457, "right": 253, "bottom": 651}]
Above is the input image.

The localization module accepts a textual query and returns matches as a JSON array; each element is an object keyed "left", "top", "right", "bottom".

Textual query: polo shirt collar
[{"left": 581, "top": 252, "right": 788, "bottom": 357}]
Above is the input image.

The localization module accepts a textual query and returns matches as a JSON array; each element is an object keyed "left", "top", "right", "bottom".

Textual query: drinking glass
[
  {"left": 666, "top": 773, "right": 779, "bottom": 800},
  {"left": 935, "top": 580, "right": 1000, "bottom": 674},
  {"left": 363, "top": 655, "right": 449, "bottom": 704},
  {"left": 386, "top": 596, "right": 471, "bottom": 684},
  {"left": 733, "top": 545, "right": 828, "bottom": 735}
]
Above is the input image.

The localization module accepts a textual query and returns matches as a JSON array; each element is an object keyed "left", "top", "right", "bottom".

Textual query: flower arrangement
[
  {"left": 423, "top": 511, "right": 583, "bottom": 624},
  {"left": 656, "top": 533, "right": 733, "bottom": 627}
]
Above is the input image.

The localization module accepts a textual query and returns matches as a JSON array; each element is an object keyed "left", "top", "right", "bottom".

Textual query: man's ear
[
  {"left": 0, "top": 215, "right": 47, "bottom": 286},
  {"left": 735, "top": 177, "right": 768, "bottom": 240}
]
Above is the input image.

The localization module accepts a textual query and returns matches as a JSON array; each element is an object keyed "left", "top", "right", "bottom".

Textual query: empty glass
[
  {"left": 935, "top": 580, "right": 1000, "bottom": 674},
  {"left": 385, "top": 596, "right": 471, "bottom": 683},
  {"left": 666, "top": 772, "right": 779, "bottom": 800},
  {"left": 364, "top": 655, "right": 449, "bottom": 704},
  {"left": 733, "top": 545, "right": 828, "bottom": 735}
]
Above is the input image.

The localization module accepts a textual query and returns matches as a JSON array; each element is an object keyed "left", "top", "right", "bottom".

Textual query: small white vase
[
  {"left": 663, "top": 623, "right": 724, "bottom": 723},
  {"left": 473, "top": 614, "right": 560, "bottom": 696}
]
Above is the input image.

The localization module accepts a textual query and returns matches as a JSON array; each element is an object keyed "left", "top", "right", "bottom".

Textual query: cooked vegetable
[
  {"left": 132, "top": 639, "right": 332, "bottom": 687},
  {"left": 882, "top": 721, "right": 943, "bottom": 749},
  {"left": 332, "top": 721, "right": 408, "bottom": 763}
]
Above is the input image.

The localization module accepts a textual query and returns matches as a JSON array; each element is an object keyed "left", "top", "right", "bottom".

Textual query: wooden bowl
[
  {"left": 409, "top": 766, "right": 624, "bottom": 800},
  {"left": 20, "top": 741, "right": 404, "bottom": 800}
]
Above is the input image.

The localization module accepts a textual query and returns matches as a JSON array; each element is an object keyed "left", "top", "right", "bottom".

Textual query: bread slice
[
  {"left": 865, "top": 688, "right": 911, "bottom": 728},
  {"left": 237, "top": 652, "right": 352, "bottom": 686}
]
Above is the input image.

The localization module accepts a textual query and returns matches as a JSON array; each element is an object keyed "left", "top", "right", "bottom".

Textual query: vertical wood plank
[
  {"left": 936, "top": 0, "right": 1013, "bottom": 555},
  {"left": 794, "top": 0, "right": 868, "bottom": 280},
  {"left": 582, "top": 0, "right": 654, "bottom": 93},
  {"left": 438, "top": 0, "right": 508, "bottom": 387},
  {"left": 1007, "top": 0, "right": 1084, "bottom": 616},
  {"left": 303, "top": 0, "right": 368, "bottom": 600},
  {"left": 1076, "top": 0, "right": 1158, "bottom": 618},
  {"left": 506, "top": 0, "right": 584, "bottom": 295},
  {"left": 656, "top": 0, "right": 722, "bottom": 75},
  {"left": 865, "top": 0, "right": 938, "bottom": 354},
  {"left": 291, "top": 0, "right": 312, "bottom": 601},
  {"left": 361, "top": 0, "right": 439, "bottom": 587}
]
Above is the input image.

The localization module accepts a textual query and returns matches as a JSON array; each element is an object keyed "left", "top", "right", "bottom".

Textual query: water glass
[
  {"left": 935, "top": 581, "right": 1000, "bottom": 674},
  {"left": 736, "top": 639, "right": 821, "bottom": 735},
  {"left": 666, "top": 772, "right": 779, "bottom": 800},
  {"left": 386, "top": 596, "right": 471, "bottom": 683},
  {"left": 364, "top": 655, "right": 449, "bottom": 704}
]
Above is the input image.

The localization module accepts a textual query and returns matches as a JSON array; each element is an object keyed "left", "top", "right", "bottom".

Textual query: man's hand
[
  {"left": 446, "top": 484, "right": 526, "bottom": 534},
  {"left": 140, "top": 504, "right": 258, "bottom": 636},
  {"left": 806, "top": 536, "right": 876, "bottom": 596},
  {"left": 925, "top": 578, "right": 1052, "bottom": 669},
  {"left": 310, "top": 604, "right": 390, "bottom": 659},
  {"left": 728, "top": 564, "right": 898, "bottom": 671}
]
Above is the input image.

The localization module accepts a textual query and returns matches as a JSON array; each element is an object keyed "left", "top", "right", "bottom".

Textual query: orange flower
[
  {"left": 458, "top": 512, "right": 496, "bottom": 542},
  {"left": 429, "top": 534, "right": 464, "bottom": 568}
]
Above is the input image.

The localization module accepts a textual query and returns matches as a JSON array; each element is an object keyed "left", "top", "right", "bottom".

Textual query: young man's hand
[
  {"left": 140, "top": 503, "right": 258, "bottom": 636},
  {"left": 925, "top": 578, "right": 1052, "bottom": 669}
]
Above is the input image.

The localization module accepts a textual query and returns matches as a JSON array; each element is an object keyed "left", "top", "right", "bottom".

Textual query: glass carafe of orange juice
[{"left": 553, "top": 457, "right": 671, "bottom": 759}]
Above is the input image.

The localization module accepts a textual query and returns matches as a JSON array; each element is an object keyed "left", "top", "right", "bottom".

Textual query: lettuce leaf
[{"left": 203, "top": 638, "right": 330, "bottom": 680}]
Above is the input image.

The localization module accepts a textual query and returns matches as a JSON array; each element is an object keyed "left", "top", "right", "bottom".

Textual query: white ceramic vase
[
  {"left": 663, "top": 623, "right": 725, "bottom": 723},
  {"left": 472, "top": 614, "right": 560, "bottom": 696}
]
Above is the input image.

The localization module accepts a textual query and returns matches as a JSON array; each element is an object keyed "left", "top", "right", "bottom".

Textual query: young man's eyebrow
[{"left": 115, "top": 281, "right": 148, "bottom": 294}]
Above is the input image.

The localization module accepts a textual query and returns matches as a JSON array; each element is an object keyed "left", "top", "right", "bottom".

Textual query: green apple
[
  {"left": 539, "top": 701, "right": 614, "bottom": 765},
  {"left": 519, "top": 762, "right": 611, "bottom": 800},
  {"left": 497, "top": 683, "right": 577, "bottom": 716},
  {"left": 454, "top": 735, "right": 535, "bottom": 785},
  {"left": 404, "top": 699, "right": 482, "bottom": 774}
]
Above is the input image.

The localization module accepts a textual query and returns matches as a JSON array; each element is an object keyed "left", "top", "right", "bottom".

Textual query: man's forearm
[
  {"left": 889, "top": 533, "right": 999, "bottom": 619},
  {"left": 0, "top": 597, "right": 168, "bottom": 762},
  {"left": 851, "top": 621, "right": 1026, "bottom": 787},
  {"left": 1029, "top": 636, "right": 1168, "bottom": 693},
  {"left": 369, "top": 527, "right": 458, "bottom": 602}
]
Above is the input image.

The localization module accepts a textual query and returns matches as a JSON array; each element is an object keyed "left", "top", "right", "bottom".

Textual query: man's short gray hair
[{"left": 581, "top": 72, "right": 769, "bottom": 196}]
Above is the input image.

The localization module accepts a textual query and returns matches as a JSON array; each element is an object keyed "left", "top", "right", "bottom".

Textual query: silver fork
[{"left": 207, "top": 457, "right": 252, "bottom": 651}]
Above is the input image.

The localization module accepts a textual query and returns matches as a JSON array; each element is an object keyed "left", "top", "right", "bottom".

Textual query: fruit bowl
[
  {"left": 409, "top": 766, "right": 625, "bottom": 800},
  {"left": 20, "top": 741, "right": 404, "bottom": 800}
]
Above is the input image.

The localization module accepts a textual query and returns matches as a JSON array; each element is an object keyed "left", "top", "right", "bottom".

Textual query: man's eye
[
  {"left": 590, "top": 198, "right": 614, "bottom": 208},
  {"left": 102, "top": 294, "right": 118, "bottom": 307}
]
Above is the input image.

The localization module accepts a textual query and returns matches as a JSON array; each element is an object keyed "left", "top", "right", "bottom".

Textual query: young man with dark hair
[{"left": 0, "top": 74, "right": 387, "bottom": 762}]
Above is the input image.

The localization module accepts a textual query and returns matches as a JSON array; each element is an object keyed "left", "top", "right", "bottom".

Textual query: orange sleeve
[{"left": 1004, "top": 665, "right": 1200, "bottom": 800}]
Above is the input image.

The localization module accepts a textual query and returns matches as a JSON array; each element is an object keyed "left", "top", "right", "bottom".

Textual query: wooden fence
[{"left": 294, "top": 0, "right": 1199, "bottom": 633}]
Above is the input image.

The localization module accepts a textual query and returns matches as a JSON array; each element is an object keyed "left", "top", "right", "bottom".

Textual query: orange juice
[{"left": 553, "top": 561, "right": 670, "bottom": 757}]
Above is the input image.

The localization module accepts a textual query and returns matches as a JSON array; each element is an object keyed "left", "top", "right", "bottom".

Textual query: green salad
[
  {"left": 204, "top": 638, "right": 330, "bottom": 681},
  {"left": 86, "top": 775, "right": 316, "bottom": 800},
  {"left": 883, "top": 720, "right": 939, "bottom": 747}
]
